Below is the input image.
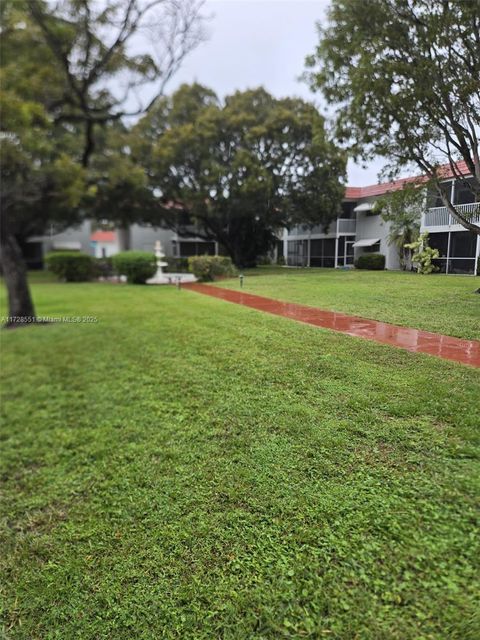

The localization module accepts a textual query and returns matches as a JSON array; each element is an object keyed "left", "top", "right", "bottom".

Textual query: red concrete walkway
[{"left": 185, "top": 283, "right": 480, "bottom": 368}]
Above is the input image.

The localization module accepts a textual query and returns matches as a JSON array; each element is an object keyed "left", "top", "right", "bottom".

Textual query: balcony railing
[
  {"left": 423, "top": 202, "right": 480, "bottom": 228},
  {"left": 337, "top": 218, "right": 356, "bottom": 234},
  {"left": 288, "top": 218, "right": 355, "bottom": 236}
]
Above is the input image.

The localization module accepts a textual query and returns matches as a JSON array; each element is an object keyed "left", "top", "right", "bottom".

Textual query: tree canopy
[
  {"left": 1, "top": 2, "right": 87, "bottom": 319},
  {"left": 133, "top": 85, "right": 347, "bottom": 266},
  {"left": 306, "top": 0, "right": 480, "bottom": 235},
  {"left": 26, "top": 0, "right": 207, "bottom": 166},
  {"left": 0, "top": 0, "right": 206, "bottom": 321}
]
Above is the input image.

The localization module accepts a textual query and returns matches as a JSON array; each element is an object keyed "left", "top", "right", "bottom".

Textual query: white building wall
[
  {"left": 354, "top": 209, "right": 400, "bottom": 270},
  {"left": 129, "top": 225, "right": 176, "bottom": 255},
  {"left": 37, "top": 221, "right": 214, "bottom": 264},
  {"left": 28, "top": 221, "right": 95, "bottom": 263},
  {"left": 42, "top": 220, "right": 93, "bottom": 255},
  {"left": 93, "top": 241, "right": 120, "bottom": 259}
]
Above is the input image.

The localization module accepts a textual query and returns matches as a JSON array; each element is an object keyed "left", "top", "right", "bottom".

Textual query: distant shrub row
[
  {"left": 45, "top": 250, "right": 156, "bottom": 283},
  {"left": 45, "top": 252, "right": 95, "bottom": 282},
  {"left": 45, "top": 251, "right": 235, "bottom": 283},
  {"left": 354, "top": 253, "right": 385, "bottom": 270}
]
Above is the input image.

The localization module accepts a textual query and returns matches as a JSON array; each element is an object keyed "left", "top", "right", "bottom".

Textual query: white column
[
  {"left": 446, "top": 231, "right": 451, "bottom": 275},
  {"left": 117, "top": 226, "right": 131, "bottom": 251},
  {"left": 334, "top": 218, "right": 339, "bottom": 268},
  {"left": 475, "top": 235, "right": 480, "bottom": 276},
  {"left": 450, "top": 180, "right": 456, "bottom": 226},
  {"left": 172, "top": 232, "right": 179, "bottom": 257}
]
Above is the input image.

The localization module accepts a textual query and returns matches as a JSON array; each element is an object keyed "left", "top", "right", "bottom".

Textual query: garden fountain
[{"left": 147, "top": 240, "right": 197, "bottom": 285}]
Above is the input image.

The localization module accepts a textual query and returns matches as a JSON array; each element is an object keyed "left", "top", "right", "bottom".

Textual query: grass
[
  {"left": 1, "top": 275, "right": 479, "bottom": 639},
  {"left": 214, "top": 267, "right": 480, "bottom": 340}
]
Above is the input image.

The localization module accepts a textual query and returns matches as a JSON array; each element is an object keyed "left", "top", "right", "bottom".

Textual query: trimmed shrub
[
  {"left": 45, "top": 251, "right": 94, "bottom": 282},
  {"left": 354, "top": 253, "right": 386, "bottom": 270},
  {"left": 112, "top": 251, "right": 156, "bottom": 284},
  {"left": 188, "top": 255, "right": 236, "bottom": 281},
  {"left": 165, "top": 257, "right": 189, "bottom": 273}
]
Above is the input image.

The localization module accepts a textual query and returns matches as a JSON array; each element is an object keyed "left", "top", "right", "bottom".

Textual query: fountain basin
[{"left": 147, "top": 272, "right": 197, "bottom": 285}]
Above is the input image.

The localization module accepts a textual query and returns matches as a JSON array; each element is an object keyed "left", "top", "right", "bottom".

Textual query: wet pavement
[{"left": 185, "top": 283, "right": 480, "bottom": 368}]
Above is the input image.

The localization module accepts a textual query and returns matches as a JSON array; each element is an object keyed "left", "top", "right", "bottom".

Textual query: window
[
  {"left": 363, "top": 241, "right": 381, "bottom": 253},
  {"left": 427, "top": 181, "right": 452, "bottom": 208},
  {"left": 310, "top": 238, "right": 335, "bottom": 267},
  {"left": 338, "top": 236, "right": 355, "bottom": 266},
  {"left": 454, "top": 178, "right": 479, "bottom": 205},
  {"left": 450, "top": 231, "right": 476, "bottom": 258},
  {"left": 430, "top": 231, "right": 476, "bottom": 275},
  {"left": 341, "top": 202, "right": 356, "bottom": 219},
  {"left": 448, "top": 259, "right": 476, "bottom": 275},
  {"left": 428, "top": 232, "right": 448, "bottom": 256},
  {"left": 287, "top": 240, "right": 307, "bottom": 266},
  {"left": 179, "top": 241, "right": 215, "bottom": 257}
]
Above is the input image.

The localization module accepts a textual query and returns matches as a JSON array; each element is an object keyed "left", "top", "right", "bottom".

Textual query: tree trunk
[
  {"left": 227, "top": 234, "right": 258, "bottom": 269},
  {"left": 117, "top": 226, "right": 131, "bottom": 251},
  {"left": 0, "top": 234, "right": 36, "bottom": 326}
]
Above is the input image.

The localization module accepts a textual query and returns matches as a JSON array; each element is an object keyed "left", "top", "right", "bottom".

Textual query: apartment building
[
  {"left": 283, "top": 167, "right": 479, "bottom": 275},
  {"left": 25, "top": 165, "right": 480, "bottom": 274}
]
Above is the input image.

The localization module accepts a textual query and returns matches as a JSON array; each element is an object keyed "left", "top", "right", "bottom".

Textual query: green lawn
[
  {"left": 214, "top": 268, "right": 480, "bottom": 340},
  {"left": 1, "top": 277, "right": 479, "bottom": 639}
]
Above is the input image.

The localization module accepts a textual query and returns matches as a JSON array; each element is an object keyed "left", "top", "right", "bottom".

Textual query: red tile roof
[
  {"left": 90, "top": 230, "right": 116, "bottom": 242},
  {"left": 344, "top": 160, "right": 471, "bottom": 200}
]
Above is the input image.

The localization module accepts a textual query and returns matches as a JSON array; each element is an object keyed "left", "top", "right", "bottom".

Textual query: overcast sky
[{"left": 165, "top": 0, "right": 386, "bottom": 186}]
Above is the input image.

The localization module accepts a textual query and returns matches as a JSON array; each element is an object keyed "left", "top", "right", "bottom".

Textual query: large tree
[
  {"left": 133, "top": 85, "right": 346, "bottom": 266},
  {"left": 305, "top": 0, "right": 480, "bottom": 235},
  {"left": 0, "top": 0, "right": 206, "bottom": 322},
  {"left": 1, "top": 3, "right": 86, "bottom": 322}
]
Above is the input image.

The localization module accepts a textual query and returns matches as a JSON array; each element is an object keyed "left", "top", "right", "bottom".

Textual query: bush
[
  {"left": 188, "top": 255, "right": 236, "bottom": 281},
  {"left": 405, "top": 232, "right": 439, "bottom": 274},
  {"left": 354, "top": 253, "right": 386, "bottom": 270},
  {"left": 45, "top": 251, "right": 94, "bottom": 282},
  {"left": 112, "top": 251, "right": 157, "bottom": 284},
  {"left": 165, "top": 257, "right": 189, "bottom": 273}
]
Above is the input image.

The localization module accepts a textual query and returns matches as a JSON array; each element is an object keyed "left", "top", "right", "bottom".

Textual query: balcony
[
  {"left": 337, "top": 218, "right": 356, "bottom": 234},
  {"left": 423, "top": 202, "right": 480, "bottom": 229},
  {"left": 287, "top": 218, "right": 355, "bottom": 237}
]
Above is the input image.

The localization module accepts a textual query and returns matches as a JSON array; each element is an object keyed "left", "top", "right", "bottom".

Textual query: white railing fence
[
  {"left": 424, "top": 202, "right": 480, "bottom": 227},
  {"left": 287, "top": 219, "right": 356, "bottom": 237},
  {"left": 337, "top": 218, "right": 356, "bottom": 234}
]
